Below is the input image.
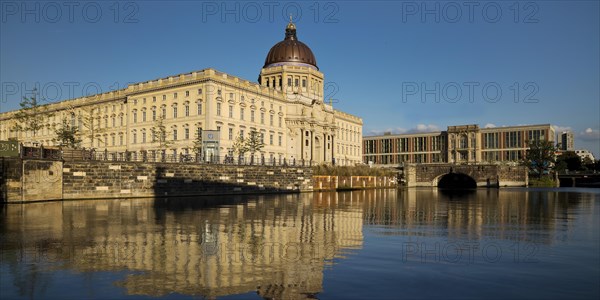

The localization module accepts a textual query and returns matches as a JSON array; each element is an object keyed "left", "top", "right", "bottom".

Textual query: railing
[
  {"left": 20, "top": 145, "right": 320, "bottom": 166},
  {"left": 87, "top": 151, "right": 314, "bottom": 166}
]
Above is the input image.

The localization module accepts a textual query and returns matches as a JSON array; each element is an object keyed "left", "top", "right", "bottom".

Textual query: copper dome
[{"left": 263, "top": 22, "right": 318, "bottom": 70}]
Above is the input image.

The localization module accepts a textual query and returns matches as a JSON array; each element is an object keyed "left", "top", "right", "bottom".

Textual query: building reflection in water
[
  {"left": 0, "top": 188, "right": 596, "bottom": 298},
  {"left": 1, "top": 193, "right": 364, "bottom": 299}
]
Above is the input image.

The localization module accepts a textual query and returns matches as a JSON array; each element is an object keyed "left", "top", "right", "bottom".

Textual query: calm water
[{"left": 0, "top": 188, "right": 599, "bottom": 300}]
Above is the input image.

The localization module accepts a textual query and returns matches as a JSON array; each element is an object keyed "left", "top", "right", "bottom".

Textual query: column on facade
[
  {"left": 300, "top": 128, "right": 304, "bottom": 160},
  {"left": 331, "top": 134, "right": 335, "bottom": 164}
]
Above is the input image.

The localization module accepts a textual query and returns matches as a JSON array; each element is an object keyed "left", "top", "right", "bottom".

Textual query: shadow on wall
[
  {"left": 151, "top": 166, "right": 302, "bottom": 199},
  {"left": 437, "top": 173, "right": 477, "bottom": 189}
]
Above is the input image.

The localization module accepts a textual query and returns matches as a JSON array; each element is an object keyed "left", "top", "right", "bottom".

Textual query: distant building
[
  {"left": 363, "top": 124, "right": 555, "bottom": 165},
  {"left": 560, "top": 131, "right": 575, "bottom": 151},
  {"left": 574, "top": 149, "right": 595, "bottom": 162}
]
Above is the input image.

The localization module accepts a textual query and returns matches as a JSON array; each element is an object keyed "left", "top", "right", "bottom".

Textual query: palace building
[
  {"left": 363, "top": 124, "right": 555, "bottom": 165},
  {"left": 0, "top": 21, "right": 363, "bottom": 166}
]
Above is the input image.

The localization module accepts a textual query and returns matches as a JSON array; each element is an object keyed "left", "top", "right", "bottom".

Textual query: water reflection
[{"left": 1, "top": 188, "right": 598, "bottom": 299}]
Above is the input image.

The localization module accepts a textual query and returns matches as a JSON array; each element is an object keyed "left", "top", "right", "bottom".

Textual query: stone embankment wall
[
  {"left": 1, "top": 159, "right": 313, "bottom": 202},
  {"left": 313, "top": 175, "right": 397, "bottom": 191}
]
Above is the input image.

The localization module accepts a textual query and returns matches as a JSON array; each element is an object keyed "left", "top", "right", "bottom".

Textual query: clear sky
[{"left": 1, "top": 1, "right": 599, "bottom": 156}]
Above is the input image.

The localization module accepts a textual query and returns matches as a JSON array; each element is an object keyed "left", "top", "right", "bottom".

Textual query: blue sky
[{"left": 1, "top": 1, "right": 599, "bottom": 156}]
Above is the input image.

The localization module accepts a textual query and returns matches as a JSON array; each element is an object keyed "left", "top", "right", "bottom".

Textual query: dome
[{"left": 263, "top": 21, "right": 318, "bottom": 70}]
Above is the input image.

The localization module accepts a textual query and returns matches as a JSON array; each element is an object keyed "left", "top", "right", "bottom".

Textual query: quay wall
[
  {"left": 313, "top": 175, "right": 397, "bottom": 191},
  {"left": 1, "top": 159, "right": 313, "bottom": 202}
]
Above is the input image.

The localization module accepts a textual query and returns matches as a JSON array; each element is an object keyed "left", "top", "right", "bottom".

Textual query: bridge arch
[{"left": 436, "top": 172, "right": 477, "bottom": 189}]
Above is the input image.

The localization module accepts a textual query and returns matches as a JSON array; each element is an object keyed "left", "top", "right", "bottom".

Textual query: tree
[
  {"left": 12, "top": 88, "right": 54, "bottom": 140},
  {"left": 192, "top": 127, "right": 203, "bottom": 156},
  {"left": 555, "top": 151, "right": 583, "bottom": 172},
  {"left": 64, "top": 105, "right": 105, "bottom": 148},
  {"left": 246, "top": 129, "right": 265, "bottom": 163},
  {"left": 232, "top": 135, "right": 249, "bottom": 159},
  {"left": 150, "top": 115, "right": 172, "bottom": 159},
  {"left": 524, "top": 140, "right": 556, "bottom": 178},
  {"left": 53, "top": 117, "right": 82, "bottom": 148}
]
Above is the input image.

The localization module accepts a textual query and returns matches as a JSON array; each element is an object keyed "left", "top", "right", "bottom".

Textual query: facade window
[
  {"left": 173, "top": 106, "right": 178, "bottom": 118},
  {"left": 197, "top": 103, "right": 202, "bottom": 115},
  {"left": 302, "top": 79, "right": 306, "bottom": 87},
  {"left": 228, "top": 128, "right": 233, "bottom": 140},
  {"left": 505, "top": 131, "right": 522, "bottom": 148},
  {"left": 294, "top": 79, "right": 299, "bottom": 86},
  {"left": 152, "top": 110, "right": 156, "bottom": 121},
  {"left": 185, "top": 91, "right": 189, "bottom": 97},
  {"left": 185, "top": 128, "right": 189, "bottom": 139},
  {"left": 162, "top": 95, "right": 166, "bottom": 101},
  {"left": 240, "top": 108, "right": 244, "bottom": 120},
  {"left": 288, "top": 78, "right": 292, "bottom": 86},
  {"left": 143, "top": 98, "right": 146, "bottom": 104},
  {"left": 162, "top": 106, "right": 167, "bottom": 118},
  {"left": 240, "top": 129, "right": 244, "bottom": 138},
  {"left": 484, "top": 132, "right": 499, "bottom": 149},
  {"left": 278, "top": 116, "right": 282, "bottom": 127},
  {"left": 269, "top": 134, "right": 273, "bottom": 145},
  {"left": 278, "top": 135, "right": 282, "bottom": 146},
  {"left": 198, "top": 88, "right": 202, "bottom": 94},
  {"left": 185, "top": 104, "right": 189, "bottom": 117},
  {"left": 260, "top": 112, "right": 264, "bottom": 124},
  {"left": 251, "top": 110, "right": 255, "bottom": 122},
  {"left": 111, "top": 136, "right": 115, "bottom": 146},
  {"left": 217, "top": 89, "right": 221, "bottom": 96},
  {"left": 174, "top": 92, "right": 178, "bottom": 99},
  {"left": 173, "top": 129, "right": 178, "bottom": 141},
  {"left": 133, "top": 132, "right": 137, "bottom": 144},
  {"left": 217, "top": 103, "right": 221, "bottom": 116},
  {"left": 111, "top": 116, "right": 116, "bottom": 127},
  {"left": 133, "top": 111, "right": 137, "bottom": 123},
  {"left": 216, "top": 126, "right": 221, "bottom": 132},
  {"left": 269, "top": 115, "right": 273, "bottom": 126},
  {"left": 142, "top": 131, "right": 146, "bottom": 143},
  {"left": 119, "top": 135, "right": 123, "bottom": 146},
  {"left": 153, "top": 96, "right": 156, "bottom": 102},
  {"left": 229, "top": 105, "right": 233, "bottom": 118},
  {"left": 460, "top": 135, "right": 468, "bottom": 149},
  {"left": 120, "top": 115, "right": 123, "bottom": 126}
]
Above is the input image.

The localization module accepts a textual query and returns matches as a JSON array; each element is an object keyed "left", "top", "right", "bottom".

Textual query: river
[{"left": 1, "top": 188, "right": 598, "bottom": 299}]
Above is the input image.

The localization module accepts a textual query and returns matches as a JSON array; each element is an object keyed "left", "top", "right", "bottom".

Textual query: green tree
[
  {"left": 524, "top": 140, "right": 556, "bottom": 178},
  {"left": 246, "top": 129, "right": 265, "bottom": 163},
  {"left": 53, "top": 117, "right": 82, "bottom": 148},
  {"left": 12, "top": 89, "right": 54, "bottom": 140},
  {"left": 555, "top": 151, "right": 583, "bottom": 172}
]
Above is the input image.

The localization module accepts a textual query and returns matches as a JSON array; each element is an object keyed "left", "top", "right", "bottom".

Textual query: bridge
[
  {"left": 558, "top": 173, "right": 600, "bottom": 188},
  {"left": 400, "top": 164, "right": 528, "bottom": 188}
]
